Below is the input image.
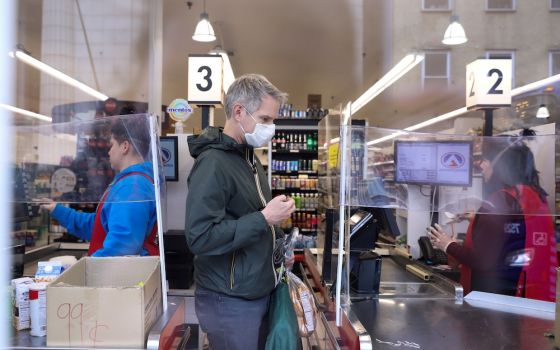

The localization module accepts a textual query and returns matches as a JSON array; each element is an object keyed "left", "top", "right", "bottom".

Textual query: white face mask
[{"left": 239, "top": 107, "right": 276, "bottom": 147}]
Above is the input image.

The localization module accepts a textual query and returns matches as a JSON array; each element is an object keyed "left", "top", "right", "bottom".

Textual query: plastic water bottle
[{"left": 284, "top": 228, "right": 299, "bottom": 271}]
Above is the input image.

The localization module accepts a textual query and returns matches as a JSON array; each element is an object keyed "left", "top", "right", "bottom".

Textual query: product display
[{"left": 271, "top": 120, "right": 320, "bottom": 240}]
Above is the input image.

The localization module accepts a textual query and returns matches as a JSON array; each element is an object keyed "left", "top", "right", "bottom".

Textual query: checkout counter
[{"left": 298, "top": 248, "right": 556, "bottom": 350}]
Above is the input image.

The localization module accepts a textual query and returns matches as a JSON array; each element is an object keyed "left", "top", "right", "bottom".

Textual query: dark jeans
[{"left": 195, "top": 286, "right": 270, "bottom": 350}]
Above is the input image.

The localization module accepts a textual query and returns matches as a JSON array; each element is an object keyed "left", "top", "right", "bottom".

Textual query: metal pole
[
  {"left": 201, "top": 105, "right": 215, "bottom": 128},
  {"left": 483, "top": 108, "right": 494, "bottom": 136},
  {"left": 336, "top": 102, "right": 352, "bottom": 326},
  {"left": 149, "top": 115, "right": 168, "bottom": 311}
]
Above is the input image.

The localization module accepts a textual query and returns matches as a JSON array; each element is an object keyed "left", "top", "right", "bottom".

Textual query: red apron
[
  {"left": 461, "top": 185, "right": 556, "bottom": 301},
  {"left": 88, "top": 172, "right": 159, "bottom": 256}
]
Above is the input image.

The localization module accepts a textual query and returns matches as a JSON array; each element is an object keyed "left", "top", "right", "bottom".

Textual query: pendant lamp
[
  {"left": 442, "top": 16, "right": 468, "bottom": 46},
  {"left": 536, "top": 104, "right": 550, "bottom": 119},
  {"left": 192, "top": 0, "right": 216, "bottom": 42}
]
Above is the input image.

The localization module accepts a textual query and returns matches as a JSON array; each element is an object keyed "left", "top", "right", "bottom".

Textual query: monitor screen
[
  {"left": 160, "top": 136, "right": 179, "bottom": 181},
  {"left": 394, "top": 140, "right": 472, "bottom": 186},
  {"left": 349, "top": 209, "right": 378, "bottom": 252},
  {"left": 372, "top": 208, "right": 401, "bottom": 243},
  {"left": 349, "top": 210, "right": 373, "bottom": 237},
  {"left": 12, "top": 167, "right": 31, "bottom": 223}
]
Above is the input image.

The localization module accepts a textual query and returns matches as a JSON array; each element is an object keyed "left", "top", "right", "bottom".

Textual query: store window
[
  {"left": 486, "top": 0, "right": 516, "bottom": 11},
  {"left": 13, "top": 0, "right": 151, "bottom": 125},
  {"left": 550, "top": 51, "right": 560, "bottom": 76},
  {"left": 422, "top": 0, "right": 451, "bottom": 11},
  {"left": 422, "top": 51, "right": 450, "bottom": 90},
  {"left": 485, "top": 51, "right": 516, "bottom": 87},
  {"left": 551, "top": 0, "right": 560, "bottom": 11}
]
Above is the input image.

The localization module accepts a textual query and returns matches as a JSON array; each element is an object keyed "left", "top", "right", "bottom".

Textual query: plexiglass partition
[
  {"left": 14, "top": 115, "right": 163, "bottom": 199},
  {"left": 11, "top": 114, "right": 167, "bottom": 303},
  {"left": 337, "top": 123, "right": 558, "bottom": 308}
]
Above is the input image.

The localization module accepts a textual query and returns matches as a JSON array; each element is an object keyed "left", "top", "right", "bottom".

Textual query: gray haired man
[{"left": 185, "top": 74, "right": 296, "bottom": 350}]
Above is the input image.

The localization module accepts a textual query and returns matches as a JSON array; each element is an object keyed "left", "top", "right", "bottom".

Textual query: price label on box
[{"left": 466, "top": 59, "right": 512, "bottom": 110}]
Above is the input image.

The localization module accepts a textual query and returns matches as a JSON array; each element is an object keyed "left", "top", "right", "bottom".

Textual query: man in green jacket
[{"left": 185, "top": 74, "right": 296, "bottom": 350}]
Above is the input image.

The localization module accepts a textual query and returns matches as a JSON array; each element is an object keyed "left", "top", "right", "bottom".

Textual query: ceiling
[
  {"left": 163, "top": 0, "right": 390, "bottom": 126},
  {"left": 12, "top": 0, "right": 459, "bottom": 129}
]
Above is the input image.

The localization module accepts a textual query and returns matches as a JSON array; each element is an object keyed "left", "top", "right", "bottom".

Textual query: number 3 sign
[
  {"left": 188, "top": 54, "right": 223, "bottom": 105},
  {"left": 466, "top": 59, "right": 512, "bottom": 110}
]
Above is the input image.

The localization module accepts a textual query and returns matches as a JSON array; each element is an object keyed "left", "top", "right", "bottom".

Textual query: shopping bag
[
  {"left": 286, "top": 271, "right": 317, "bottom": 337},
  {"left": 265, "top": 280, "right": 302, "bottom": 350}
]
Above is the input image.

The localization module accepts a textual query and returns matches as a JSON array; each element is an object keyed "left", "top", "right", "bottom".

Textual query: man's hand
[
  {"left": 261, "top": 195, "right": 295, "bottom": 226},
  {"left": 35, "top": 198, "right": 57, "bottom": 213}
]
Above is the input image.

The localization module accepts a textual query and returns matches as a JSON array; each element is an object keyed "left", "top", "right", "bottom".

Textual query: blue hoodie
[{"left": 51, "top": 161, "right": 157, "bottom": 257}]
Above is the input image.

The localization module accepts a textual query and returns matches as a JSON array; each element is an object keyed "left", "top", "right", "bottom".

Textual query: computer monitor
[
  {"left": 349, "top": 209, "right": 379, "bottom": 252},
  {"left": 372, "top": 207, "right": 401, "bottom": 243},
  {"left": 394, "top": 140, "right": 472, "bottom": 187},
  {"left": 159, "top": 136, "right": 179, "bottom": 181},
  {"left": 12, "top": 166, "right": 32, "bottom": 223}
]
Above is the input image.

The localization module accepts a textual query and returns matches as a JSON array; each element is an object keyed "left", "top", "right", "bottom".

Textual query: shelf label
[
  {"left": 188, "top": 55, "right": 223, "bottom": 105},
  {"left": 466, "top": 59, "right": 512, "bottom": 110},
  {"left": 328, "top": 144, "right": 339, "bottom": 169}
]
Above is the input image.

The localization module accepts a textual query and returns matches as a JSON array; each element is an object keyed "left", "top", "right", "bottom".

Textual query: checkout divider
[
  {"left": 8, "top": 114, "right": 197, "bottom": 349},
  {"left": 306, "top": 92, "right": 559, "bottom": 348}
]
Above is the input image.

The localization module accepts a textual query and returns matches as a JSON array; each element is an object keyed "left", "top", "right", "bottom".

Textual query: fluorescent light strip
[
  {"left": 219, "top": 52, "right": 235, "bottom": 92},
  {"left": 209, "top": 49, "right": 235, "bottom": 93},
  {"left": 11, "top": 50, "right": 108, "bottom": 101},
  {"left": 348, "top": 53, "right": 425, "bottom": 122},
  {"left": 404, "top": 107, "right": 468, "bottom": 132},
  {"left": 511, "top": 73, "right": 560, "bottom": 96},
  {"left": 367, "top": 131, "right": 405, "bottom": 146},
  {"left": 0, "top": 103, "right": 52, "bottom": 122},
  {"left": 366, "top": 74, "right": 560, "bottom": 146}
]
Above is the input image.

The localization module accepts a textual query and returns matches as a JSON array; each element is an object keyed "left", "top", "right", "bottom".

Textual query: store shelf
[
  {"left": 272, "top": 170, "right": 318, "bottom": 175},
  {"left": 272, "top": 149, "right": 318, "bottom": 155},
  {"left": 272, "top": 188, "right": 318, "bottom": 193}
]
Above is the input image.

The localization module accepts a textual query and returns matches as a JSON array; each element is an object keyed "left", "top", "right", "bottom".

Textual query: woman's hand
[
  {"left": 427, "top": 223, "right": 456, "bottom": 252},
  {"left": 35, "top": 198, "right": 57, "bottom": 212}
]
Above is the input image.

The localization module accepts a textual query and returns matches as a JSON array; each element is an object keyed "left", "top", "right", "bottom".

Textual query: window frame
[
  {"left": 421, "top": 0, "right": 452, "bottom": 12},
  {"left": 485, "top": 0, "right": 516, "bottom": 12},
  {"left": 421, "top": 51, "right": 451, "bottom": 90},
  {"left": 549, "top": 50, "right": 560, "bottom": 77},
  {"left": 485, "top": 50, "right": 516, "bottom": 87}
]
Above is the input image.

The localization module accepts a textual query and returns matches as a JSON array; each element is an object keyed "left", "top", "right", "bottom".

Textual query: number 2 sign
[
  {"left": 466, "top": 59, "right": 512, "bottom": 110},
  {"left": 188, "top": 54, "right": 223, "bottom": 105}
]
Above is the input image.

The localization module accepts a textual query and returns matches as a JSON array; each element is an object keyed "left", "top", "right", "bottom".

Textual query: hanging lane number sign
[
  {"left": 466, "top": 59, "right": 512, "bottom": 110},
  {"left": 188, "top": 54, "right": 223, "bottom": 105}
]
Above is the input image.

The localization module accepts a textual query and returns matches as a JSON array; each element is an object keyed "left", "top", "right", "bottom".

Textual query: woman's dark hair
[
  {"left": 482, "top": 128, "right": 547, "bottom": 201},
  {"left": 110, "top": 117, "right": 151, "bottom": 159}
]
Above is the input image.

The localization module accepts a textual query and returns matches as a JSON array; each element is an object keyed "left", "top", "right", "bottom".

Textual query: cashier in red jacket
[
  {"left": 429, "top": 131, "right": 557, "bottom": 302},
  {"left": 40, "top": 118, "right": 159, "bottom": 257}
]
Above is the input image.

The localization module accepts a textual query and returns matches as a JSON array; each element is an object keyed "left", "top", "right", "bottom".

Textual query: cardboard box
[
  {"left": 11, "top": 277, "right": 34, "bottom": 330},
  {"left": 46, "top": 257, "right": 162, "bottom": 348}
]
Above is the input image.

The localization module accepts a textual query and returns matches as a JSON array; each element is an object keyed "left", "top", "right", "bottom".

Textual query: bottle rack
[{"left": 270, "top": 119, "right": 320, "bottom": 239}]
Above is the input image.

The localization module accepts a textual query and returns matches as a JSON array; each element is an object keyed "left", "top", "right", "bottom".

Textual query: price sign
[
  {"left": 188, "top": 54, "right": 223, "bottom": 105},
  {"left": 466, "top": 59, "right": 512, "bottom": 110}
]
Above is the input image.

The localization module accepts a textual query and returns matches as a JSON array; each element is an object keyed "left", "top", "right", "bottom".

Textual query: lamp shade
[
  {"left": 192, "top": 13, "right": 216, "bottom": 42},
  {"left": 536, "top": 104, "right": 550, "bottom": 119},
  {"left": 442, "top": 16, "right": 468, "bottom": 45}
]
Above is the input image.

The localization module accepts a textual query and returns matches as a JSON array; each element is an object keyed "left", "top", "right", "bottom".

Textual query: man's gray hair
[{"left": 224, "top": 74, "right": 287, "bottom": 119}]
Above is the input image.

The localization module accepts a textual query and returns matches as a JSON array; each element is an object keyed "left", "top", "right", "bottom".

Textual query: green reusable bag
[{"left": 265, "top": 281, "right": 302, "bottom": 350}]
